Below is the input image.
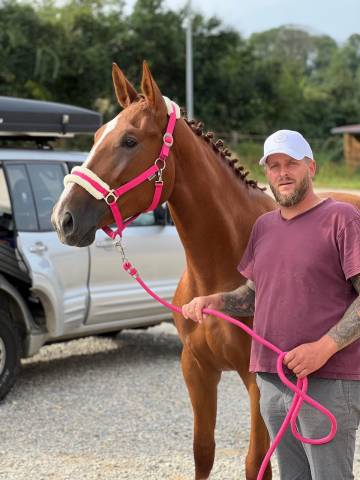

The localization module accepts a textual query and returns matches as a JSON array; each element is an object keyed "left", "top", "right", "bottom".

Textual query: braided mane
[
  {"left": 181, "top": 108, "right": 265, "bottom": 191},
  {"left": 133, "top": 95, "right": 265, "bottom": 191}
]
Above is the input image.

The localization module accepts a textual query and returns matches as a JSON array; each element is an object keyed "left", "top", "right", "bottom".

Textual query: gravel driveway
[
  {"left": 1, "top": 323, "right": 359, "bottom": 480},
  {"left": 2, "top": 183, "right": 360, "bottom": 479}
]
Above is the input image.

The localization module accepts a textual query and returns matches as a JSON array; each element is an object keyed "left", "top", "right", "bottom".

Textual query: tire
[
  {"left": 0, "top": 310, "right": 22, "bottom": 401},
  {"left": 97, "top": 331, "right": 122, "bottom": 338}
]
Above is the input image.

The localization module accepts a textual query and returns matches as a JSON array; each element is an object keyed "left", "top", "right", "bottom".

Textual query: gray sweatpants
[{"left": 256, "top": 373, "right": 360, "bottom": 480}]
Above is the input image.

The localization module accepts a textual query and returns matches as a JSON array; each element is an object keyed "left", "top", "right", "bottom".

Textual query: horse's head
[{"left": 52, "top": 62, "right": 178, "bottom": 247}]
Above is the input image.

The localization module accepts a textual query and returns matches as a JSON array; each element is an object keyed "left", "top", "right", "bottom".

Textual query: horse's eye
[{"left": 121, "top": 136, "right": 138, "bottom": 148}]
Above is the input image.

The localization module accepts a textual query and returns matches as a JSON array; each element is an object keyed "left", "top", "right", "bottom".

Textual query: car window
[
  {"left": 130, "top": 212, "right": 156, "bottom": 227},
  {"left": 27, "top": 164, "right": 66, "bottom": 231},
  {"left": 128, "top": 205, "right": 172, "bottom": 227},
  {"left": 6, "top": 165, "right": 38, "bottom": 231}
]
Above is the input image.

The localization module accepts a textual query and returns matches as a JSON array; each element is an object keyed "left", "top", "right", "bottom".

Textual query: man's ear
[
  {"left": 309, "top": 159, "right": 317, "bottom": 178},
  {"left": 141, "top": 61, "right": 167, "bottom": 116},
  {"left": 112, "top": 63, "right": 138, "bottom": 108}
]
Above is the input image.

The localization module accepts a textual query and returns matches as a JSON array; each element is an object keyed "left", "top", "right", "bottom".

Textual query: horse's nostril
[{"left": 62, "top": 211, "right": 74, "bottom": 236}]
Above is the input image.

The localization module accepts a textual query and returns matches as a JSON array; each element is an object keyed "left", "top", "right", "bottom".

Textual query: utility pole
[{"left": 186, "top": 0, "right": 194, "bottom": 120}]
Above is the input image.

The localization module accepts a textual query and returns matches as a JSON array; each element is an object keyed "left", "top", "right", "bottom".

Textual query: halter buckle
[
  {"left": 105, "top": 190, "right": 118, "bottom": 205},
  {"left": 163, "top": 132, "right": 174, "bottom": 147}
]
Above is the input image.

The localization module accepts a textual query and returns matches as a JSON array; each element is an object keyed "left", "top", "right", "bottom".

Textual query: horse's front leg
[{"left": 181, "top": 346, "right": 221, "bottom": 480}]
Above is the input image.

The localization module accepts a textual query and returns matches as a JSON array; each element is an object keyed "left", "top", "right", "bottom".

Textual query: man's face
[{"left": 265, "top": 153, "right": 316, "bottom": 207}]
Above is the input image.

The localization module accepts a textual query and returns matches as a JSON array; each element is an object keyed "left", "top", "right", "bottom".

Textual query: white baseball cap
[{"left": 259, "top": 129, "right": 313, "bottom": 166}]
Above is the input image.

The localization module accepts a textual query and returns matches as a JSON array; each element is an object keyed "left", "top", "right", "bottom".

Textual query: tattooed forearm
[
  {"left": 327, "top": 274, "right": 360, "bottom": 350},
  {"left": 221, "top": 280, "right": 255, "bottom": 317},
  {"left": 351, "top": 274, "right": 360, "bottom": 294}
]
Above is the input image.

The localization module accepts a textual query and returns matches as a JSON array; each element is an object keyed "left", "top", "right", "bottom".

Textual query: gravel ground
[{"left": 0, "top": 323, "right": 359, "bottom": 480}]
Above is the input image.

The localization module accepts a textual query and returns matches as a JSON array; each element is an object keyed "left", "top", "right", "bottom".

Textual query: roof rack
[{"left": 0, "top": 96, "right": 102, "bottom": 138}]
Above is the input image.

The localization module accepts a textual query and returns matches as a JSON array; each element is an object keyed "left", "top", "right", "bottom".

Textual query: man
[{"left": 182, "top": 130, "right": 360, "bottom": 480}]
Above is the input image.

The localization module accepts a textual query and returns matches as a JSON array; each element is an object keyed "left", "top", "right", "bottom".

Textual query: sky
[{"left": 125, "top": 0, "right": 359, "bottom": 44}]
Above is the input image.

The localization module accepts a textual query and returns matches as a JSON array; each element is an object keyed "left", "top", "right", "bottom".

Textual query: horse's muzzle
[{"left": 52, "top": 204, "right": 98, "bottom": 247}]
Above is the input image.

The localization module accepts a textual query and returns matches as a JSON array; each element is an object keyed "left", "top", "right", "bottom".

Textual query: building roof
[
  {"left": 331, "top": 124, "right": 360, "bottom": 134},
  {"left": 0, "top": 96, "right": 102, "bottom": 138}
]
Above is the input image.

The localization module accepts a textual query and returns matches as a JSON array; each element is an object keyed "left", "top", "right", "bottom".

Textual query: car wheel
[
  {"left": 97, "top": 330, "right": 122, "bottom": 338},
  {"left": 0, "top": 310, "right": 22, "bottom": 401}
]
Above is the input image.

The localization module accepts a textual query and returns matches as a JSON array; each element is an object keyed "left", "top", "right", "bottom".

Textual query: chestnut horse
[{"left": 52, "top": 62, "right": 360, "bottom": 480}]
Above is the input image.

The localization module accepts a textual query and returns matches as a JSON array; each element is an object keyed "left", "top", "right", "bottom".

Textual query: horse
[{"left": 52, "top": 62, "right": 360, "bottom": 480}]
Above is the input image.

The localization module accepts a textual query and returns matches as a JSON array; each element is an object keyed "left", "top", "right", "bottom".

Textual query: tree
[
  {"left": 114, "top": 0, "right": 186, "bottom": 106},
  {"left": 1, "top": 2, "right": 359, "bottom": 140},
  {"left": 0, "top": 0, "right": 64, "bottom": 99}
]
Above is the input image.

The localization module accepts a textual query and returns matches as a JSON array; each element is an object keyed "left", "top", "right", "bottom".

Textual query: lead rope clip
[{"left": 114, "top": 236, "right": 128, "bottom": 263}]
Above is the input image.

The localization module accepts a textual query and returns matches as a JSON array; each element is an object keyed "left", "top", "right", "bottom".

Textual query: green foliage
[
  {"left": 235, "top": 139, "right": 360, "bottom": 190},
  {"left": 1, "top": 0, "right": 360, "bottom": 153},
  {"left": 117, "top": 0, "right": 186, "bottom": 105},
  {"left": 0, "top": 0, "right": 62, "bottom": 98}
]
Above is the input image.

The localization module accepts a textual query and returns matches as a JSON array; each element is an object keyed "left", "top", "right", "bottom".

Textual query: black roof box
[{"left": 0, "top": 96, "right": 102, "bottom": 138}]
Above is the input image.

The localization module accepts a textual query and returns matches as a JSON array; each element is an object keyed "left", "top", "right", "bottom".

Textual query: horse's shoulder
[{"left": 320, "top": 192, "right": 360, "bottom": 211}]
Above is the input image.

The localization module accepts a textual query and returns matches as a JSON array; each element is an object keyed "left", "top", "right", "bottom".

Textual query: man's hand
[
  {"left": 283, "top": 335, "right": 338, "bottom": 378},
  {"left": 182, "top": 294, "right": 223, "bottom": 323}
]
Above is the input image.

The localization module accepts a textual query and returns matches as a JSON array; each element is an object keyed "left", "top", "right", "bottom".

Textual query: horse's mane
[
  {"left": 180, "top": 109, "right": 266, "bottom": 192},
  {"left": 133, "top": 95, "right": 265, "bottom": 192}
]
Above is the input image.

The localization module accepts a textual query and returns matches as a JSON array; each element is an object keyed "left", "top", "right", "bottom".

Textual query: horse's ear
[
  {"left": 112, "top": 63, "right": 138, "bottom": 108},
  {"left": 141, "top": 61, "right": 166, "bottom": 115}
]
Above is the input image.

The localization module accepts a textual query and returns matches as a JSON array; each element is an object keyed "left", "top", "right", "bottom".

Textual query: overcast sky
[{"left": 125, "top": 0, "right": 359, "bottom": 44}]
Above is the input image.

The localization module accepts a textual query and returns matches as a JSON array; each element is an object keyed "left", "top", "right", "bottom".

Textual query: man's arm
[
  {"left": 284, "top": 273, "right": 360, "bottom": 378},
  {"left": 327, "top": 274, "right": 360, "bottom": 349},
  {"left": 221, "top": 280, "right": 256, "bottom": 317},
  {"left": 181, "top": 280, "right": 255, "bottom": 323}
]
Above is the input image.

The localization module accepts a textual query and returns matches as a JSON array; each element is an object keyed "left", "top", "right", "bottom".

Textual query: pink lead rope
[
  {"left": 64, "top": 97, "right": 337, "bottom": 480},
  {"left": 122, "top": 260, "right": 337, "bottom": 480}
]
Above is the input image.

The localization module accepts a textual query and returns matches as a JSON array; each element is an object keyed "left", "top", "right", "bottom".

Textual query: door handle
[
  {"left": 95, "top": 238, "right": 113, "bottom": 248},
  {"left": 30, "top": 242, "right": 48, "bottom": 253}
]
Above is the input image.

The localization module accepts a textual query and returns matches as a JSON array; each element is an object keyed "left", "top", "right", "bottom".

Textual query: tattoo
[
  {"left": 221, "top": 280, "right": 255, "bottom": 317},
  {"left": 351, "top": 274, "right": 360, "bottom": 294},
  {"left": 327, "top": 274, "right": 360, "bottom": 350}
]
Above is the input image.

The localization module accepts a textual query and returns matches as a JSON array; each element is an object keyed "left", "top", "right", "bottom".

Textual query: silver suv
[{"left": 0, "top": 98, "right": 184, "bottom": 400}]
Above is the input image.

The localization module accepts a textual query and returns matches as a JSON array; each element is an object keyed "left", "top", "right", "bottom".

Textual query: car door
[
  {"left": 86, "top": 209, "right": 185, "bottom": 326},
  {"left": 5, "top": 161, "right": 90, "bottom": 337}
]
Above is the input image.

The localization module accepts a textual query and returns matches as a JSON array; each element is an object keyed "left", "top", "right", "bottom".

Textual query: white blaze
[{"left": 85, "top": 114, "right": 120, "bottom": 166}]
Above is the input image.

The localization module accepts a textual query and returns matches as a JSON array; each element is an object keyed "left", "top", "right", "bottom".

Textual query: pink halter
[{"left": 63, "top": 98, "right": 179, "bottom": 239}]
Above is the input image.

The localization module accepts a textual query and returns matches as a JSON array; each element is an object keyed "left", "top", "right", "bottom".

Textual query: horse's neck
[{"left": 168, "top": 121, "right": 274, "bottom": 291}]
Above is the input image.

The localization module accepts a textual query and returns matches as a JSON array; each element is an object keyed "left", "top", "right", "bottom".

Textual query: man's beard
[{"left": 269, "top": 174, "right": 310, "bottom": 207}]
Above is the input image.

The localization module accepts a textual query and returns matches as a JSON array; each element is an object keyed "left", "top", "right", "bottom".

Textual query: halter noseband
[{"left": 63, "top": 97, "right": 180, "bottom": 239}]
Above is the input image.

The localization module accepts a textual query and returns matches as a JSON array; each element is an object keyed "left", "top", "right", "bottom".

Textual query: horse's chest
[{"left": 183, "top": 321, "right": 245, "bottom": 371}]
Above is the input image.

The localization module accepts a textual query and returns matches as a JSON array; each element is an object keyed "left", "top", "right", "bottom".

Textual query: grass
[{"left": 234, "top": 141, "right": 360, "bottom": 191}]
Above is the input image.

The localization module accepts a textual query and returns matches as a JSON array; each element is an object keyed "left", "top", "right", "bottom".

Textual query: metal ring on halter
[
  {"left": 163, "top": 132, "right": 174, "bottom": 147},
  {"left": 154, "top": 158, "right": 166, "bottom": 183},
  {"left": 155, "top": 158, "right": 166, "bottom": 171},
  {"left": 148, "top": 158, "right": 166, "bottom": 181},
  {"left": 104, "top": 190, "right": 119, "bottom": 205}
]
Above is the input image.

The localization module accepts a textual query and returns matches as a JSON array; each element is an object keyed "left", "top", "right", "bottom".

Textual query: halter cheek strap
[{"left": 63, "top": 97, "right": 180, "bottom": 239}]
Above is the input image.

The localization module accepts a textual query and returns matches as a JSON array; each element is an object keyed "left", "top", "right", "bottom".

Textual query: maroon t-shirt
[{"left": 238, "top": 198, "right": 360, "bottom": 379}]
